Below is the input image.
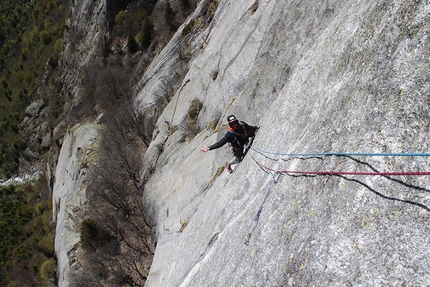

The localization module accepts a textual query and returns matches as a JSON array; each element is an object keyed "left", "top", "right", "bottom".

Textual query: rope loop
[
  {"left": 244, "top": 143, "right": 430, "bottom": 245},
  {"left": 245, "top": 145, "right": 430, "bottom": 245},
  {"left": 251, "top": 146, "right": 430, "bottom": 158},
  {"left": 248, "top": 147, "right": 430, "bottom": 176}
]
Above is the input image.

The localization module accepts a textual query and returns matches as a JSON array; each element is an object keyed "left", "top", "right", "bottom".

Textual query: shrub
[
  {"left": 53, "top": 38, "right": 64, "bottom": 54},
  {"left": 37, "top": 234, "right": 54, "bottom": 257},
  {"left": 164, "top": 2, "right": 178, "bottom": 33},
  {"left": 212, "top": 69, "right": 219, "bottom": 80},
  {"left": 80, "top": 218, "right": 98, "bottom": 251},
  {"left": 35, "top": 202, "right": 45, "bottom": 214},
  {"left": 168, "top": 125, "right": 178, "bottom": 136},
  {"left": 182, "top": 19, "right": 196, "bottom": 38},
  {"left": 185, "top": 99, "right": 202, "bottom": 141},
  {"left": 39, "top": 30, "right": 52, "bottom": 45},
  {"left": 39, "top": 257, "right": 56, "bottom": 280},
  {"left": 138, "top": 15, "right": 153, "bottom": 50},
  {"left": 46, "top": 87, "right": 64, "bottom": 128},
  {"left": 114, "top": 10, "right": 127, "bottom": 37},
  {"left": 22, "top": 71, "right": 32, "bottom": 85},
  {"left": 209, "top": 166, "right": 225, "bottom": 185},
  {"left": 127, "top": 34, "right": 139, "bottom": 55},
  {"left": 249, "top": 0, "right": 259, "bottom": 14},
  {"left": 187, "top": 99, "right": 202, "bottom": 120}
]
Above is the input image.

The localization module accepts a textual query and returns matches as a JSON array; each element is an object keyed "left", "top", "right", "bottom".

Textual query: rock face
[
  {"left": 136, "top": 0, "right": 430, "bottom": 286},
  {"left": 53, "top": 124, "right": 98, "bottom": 286},
  {"left": 52, "top": 0, "right": 430, "bottom": 285},
  {"left": 60, "top": 0, "right": 108, "bottom": 101},
  {"left": 52, "top": 1, "right": 107, "bottom": 285}
]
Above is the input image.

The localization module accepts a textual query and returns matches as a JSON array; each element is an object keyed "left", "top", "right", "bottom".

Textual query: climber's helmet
[{"left": 227, "top": 115, "right": 238, "bottom": 127}]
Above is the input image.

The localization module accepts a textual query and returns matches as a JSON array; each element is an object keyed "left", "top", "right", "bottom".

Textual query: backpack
[
  {"left": 246, "top": 128, "right": 256, "bottom": 138},
  {"left": 228, "top": 122, "right": 250, "bottom": 147},
  {"left": 228, "top": 121, "right": 256, "bottom": 138}
]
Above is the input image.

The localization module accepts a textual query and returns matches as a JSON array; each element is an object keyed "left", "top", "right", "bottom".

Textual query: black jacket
[{"left": 208, "top": 121, "right": 258, "bottom": 150}]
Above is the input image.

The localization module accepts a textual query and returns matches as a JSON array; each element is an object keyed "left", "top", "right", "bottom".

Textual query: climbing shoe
[{"left": 226, "top": 162, "right": 233, "bottom": 173}]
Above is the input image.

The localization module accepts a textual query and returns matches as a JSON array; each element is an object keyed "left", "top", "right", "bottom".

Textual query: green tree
[
  {"left": 180, "top": 0, "right": 190, "bottom": 10},
  {"left": 80, "top": 218, "right": 99, "bottom": 251},
  {"left": 127, "top": 33, "right": 139, "bottom": 55},
  {"left": 138, "top": 10, "right": 153, "bottom": 50},
  {"left": 164, "top": 2, "right": 178, "bottom": 33},
  {"left": 39, "top": 258, "right": 56, "bottom": 281},
  {"left": 0, "top": 0, "right": 69, "bottom": 178},
  {"left": 114, "top": 10, "right": 127, "bottom": 37},
  {"left": 39, "top": 30, "right": 52, "bottom": 45}
]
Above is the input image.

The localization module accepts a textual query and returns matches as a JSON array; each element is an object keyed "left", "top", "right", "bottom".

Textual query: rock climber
[{"left": 201, "top": 115, "right": 259, "bottom": 173}]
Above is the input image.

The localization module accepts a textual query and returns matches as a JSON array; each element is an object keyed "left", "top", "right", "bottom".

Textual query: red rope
[{"left": 248, "top": 150, "right": 430, "bottom": 176}]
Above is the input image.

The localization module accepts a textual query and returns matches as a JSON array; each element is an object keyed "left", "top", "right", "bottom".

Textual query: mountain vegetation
[
  {"left": 0, "top": 178, "right": 54, "bottom": 286},
  {"left": 0, "top": 0, "right": 70, "bottom": 178},
  {"left": 0, "top": 0, "right": 69, "bottom": 285},
  {"left": 69, "top": 0, "right": 198, "bottom": 284},
  {"left": 1, "top": 0, "right": 199, "bottom": 285}
]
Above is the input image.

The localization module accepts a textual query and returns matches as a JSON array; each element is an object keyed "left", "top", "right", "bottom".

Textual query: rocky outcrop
[
  {"left": 53, "top": 123, "right": 98, "bottom": 286},
  {"left": 52, "top": 0, "right": 107, "bottom": 285},
  {"left": 136, "top": 0, "right": 430, "bottom": 286},
  {"left": 60, "top": 0, "right": 108, "bottom": 103}
]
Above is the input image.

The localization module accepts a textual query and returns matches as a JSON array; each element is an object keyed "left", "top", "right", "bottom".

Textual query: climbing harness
[{"left": 223, "top": 128, "right": 260, "bottom": 190}]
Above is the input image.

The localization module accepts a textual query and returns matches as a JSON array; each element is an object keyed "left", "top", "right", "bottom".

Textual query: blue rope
[{"left": 250, "top": 146, "right": 430, "bottom": 157}]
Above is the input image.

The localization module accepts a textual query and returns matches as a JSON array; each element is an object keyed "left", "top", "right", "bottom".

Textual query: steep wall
[
  {"left": 53, "top": 0, "right": 107, "bottom": 285},
  {"left": 138, "top": 0, "right": 430, "bottom": 286},
  {"left": 53, "top": 124, "right": 98, "bottom": 286},
  {"left": 60, "top": 0, "right": 107, "bottom": 105}
]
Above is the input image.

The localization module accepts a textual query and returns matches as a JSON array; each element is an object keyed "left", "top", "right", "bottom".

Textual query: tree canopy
[{"left": 0, "top": 0, "right": 69, "bottom": 178}]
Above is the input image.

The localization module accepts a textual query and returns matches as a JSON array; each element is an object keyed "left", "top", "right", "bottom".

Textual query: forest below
[
  {"left": 0, "top": 0, "right": 198, "bottom": 285},
  {"left": 0, "top": 0, "right": 69, "bottom": 179}
]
